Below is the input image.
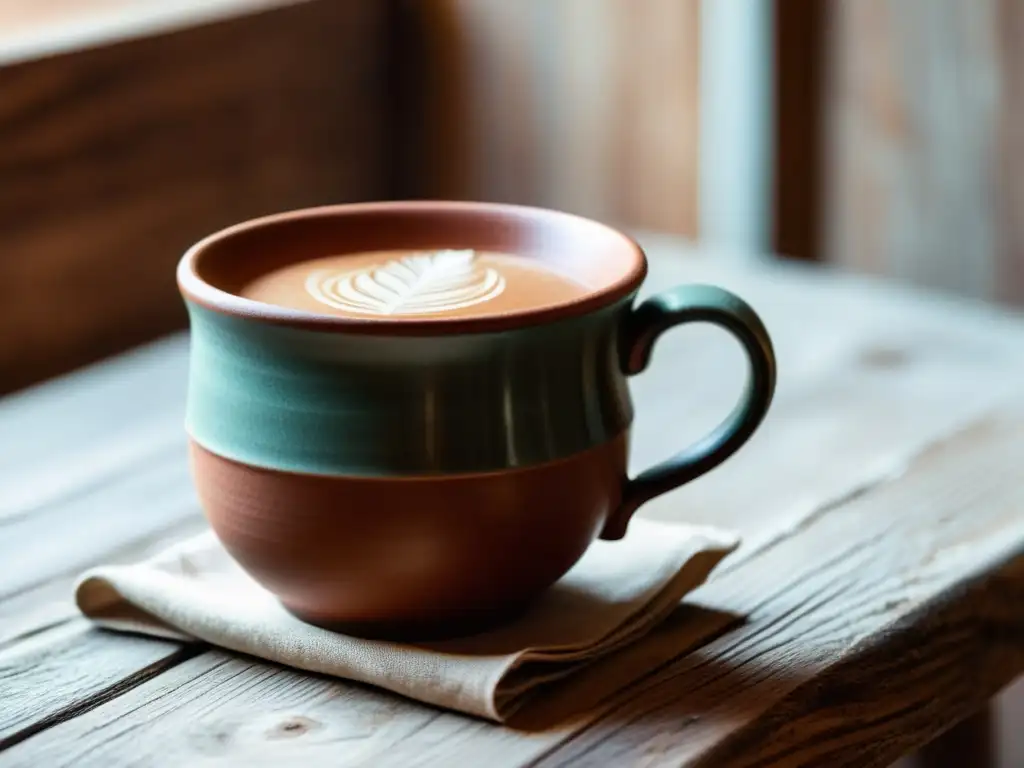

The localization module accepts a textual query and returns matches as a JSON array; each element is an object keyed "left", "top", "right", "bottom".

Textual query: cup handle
[{"left": 600, "top": 284, "right": 777, "bottom": 540}]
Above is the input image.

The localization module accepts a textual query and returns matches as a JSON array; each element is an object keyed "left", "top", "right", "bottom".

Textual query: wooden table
[{"left": 2, "top": 236, "right": 1024, "bottom": 767}]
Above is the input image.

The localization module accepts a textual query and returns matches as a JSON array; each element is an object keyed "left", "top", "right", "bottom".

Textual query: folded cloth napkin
[{"left": 75, "top": 519, "right": 738, "bottom": 722}]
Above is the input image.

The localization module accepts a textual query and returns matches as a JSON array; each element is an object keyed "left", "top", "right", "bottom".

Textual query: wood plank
[
  {"left": 0, "top": 514, "right": 207, "bottom": 650},
  {"left": 0, "top": 624, "right": 192, "bottom": 750},
  {"left": 0, "top": 336, "right": 206, "bottom": 749},
  {"left": 0, "top": 336, "right": 189, "bottom": 526},
  {"left": 0, "top": 457, "right": 205, "bottom": 749},
  {"left": 0, "top": 470, "right": 204, "bottom": 750},
  {"left": 0, "top": 445, "right": 199, "bottom": 602},
  {"left": 0, "top": 336, "right": 200, "bottom": 638},
  {"left": 395, "top": 0, "right": 700, "bottom": 235},
  {"left": 5, "top": 403, "right": 1024, "bottom": 766},
  {"left": 0, "top": 0, "right": 388, "bottom": 393},
  {"left": 0, "top": 651, "right": 539, "bottom": 768}
]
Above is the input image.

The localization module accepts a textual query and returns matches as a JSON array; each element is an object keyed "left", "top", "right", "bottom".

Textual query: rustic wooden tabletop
[{"left": 2, "top": 235, "right": 1023, "bottom": 767}]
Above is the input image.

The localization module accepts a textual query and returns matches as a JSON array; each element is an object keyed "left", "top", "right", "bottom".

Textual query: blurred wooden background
[
  {"left": 397, "top": 0, "right": 1024, "bottom": 301},
  {"left": 390, "top": 0, "right": 702, "bottom": 236},
  {"left": 0, "top": 0, "right": 390, "bottom": 393},
  {"left": 1, "top": 0, "right": 1022, "bottom": 393},
  {"left": 826, "top": 0, "right": 1024, "bottom": 305}
]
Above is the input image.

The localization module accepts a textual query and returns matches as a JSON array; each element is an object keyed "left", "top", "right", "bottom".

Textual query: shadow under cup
[{"left": 177, "top": 201, "right": 776, "bottom": 639}]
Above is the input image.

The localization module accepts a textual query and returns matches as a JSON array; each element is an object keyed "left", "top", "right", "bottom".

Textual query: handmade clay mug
[{"left": 177, "top": 201, "right": 776, "bottom": 637}]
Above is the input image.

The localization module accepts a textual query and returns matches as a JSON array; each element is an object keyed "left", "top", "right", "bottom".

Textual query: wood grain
[
  {"left": 824, "top": 0, "right": 1024, "bottom": 304},
  {"left": 0, "top": 336, "right": 206, "bottom": 751},
  {"left": 0, "top": 514, "right": 207, "bottom": 651},
  {"left": 0, "top": 336, "right": 189, "bottom": 528},
  {"left": 394, "top": 0, "right": 700, "bottom": 236},
  {"left": 0, "top": 446, "right": 199, "bottom": 602},
  {"left": 0, "top": 652, "right": 526, "bottom": 768},
  {"left": 0, "top": 0, "right": 388, "bottom": 393},
  {"left": 0, "top": 624, "right": 191, "bottom": 751},
  {"left": 3, "top": 237, "right": 1024, "bottom": 764}
]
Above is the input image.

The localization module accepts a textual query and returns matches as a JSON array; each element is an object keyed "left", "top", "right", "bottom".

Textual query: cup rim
[{"left": 177, "top": 200, "right": 647, "bottom": 335}]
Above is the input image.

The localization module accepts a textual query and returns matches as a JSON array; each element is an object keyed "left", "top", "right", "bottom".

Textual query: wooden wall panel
[
  {"left": 824, "top": 0, "right": 1024, "bottom": 304},
  {"left": 0, "top": 0, "right": 388, "bottom": 393},
  {"left": 395, "top": 0, "right": 701, "bottom": 237},
  {"left": 772, "top": 0, "right": 825, "bottom": 261}
]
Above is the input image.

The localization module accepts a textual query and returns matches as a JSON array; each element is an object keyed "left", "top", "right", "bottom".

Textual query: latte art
[
  {"left": 238, "top": 248, "right": 590, "bottom": 319},
  {"left": 305, "top": 250, "right": 506, "bottom": 316}
]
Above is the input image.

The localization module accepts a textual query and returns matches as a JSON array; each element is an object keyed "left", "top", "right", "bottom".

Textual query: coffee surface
[{"left": 238, "top": 249, "right": 590, "bottom": 318}]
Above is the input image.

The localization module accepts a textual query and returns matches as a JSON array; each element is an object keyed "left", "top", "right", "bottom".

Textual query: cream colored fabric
[{"left": 75, "top": 520, "right": 738, "bottom": 722}]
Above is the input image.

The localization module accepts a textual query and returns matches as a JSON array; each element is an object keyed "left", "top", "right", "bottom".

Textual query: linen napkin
[{"left": 75, "top": 519, "right": 738, "bottom": 722}]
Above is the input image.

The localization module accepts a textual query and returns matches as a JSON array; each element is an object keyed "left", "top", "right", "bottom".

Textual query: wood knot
[{"left": 267, "top": 716, "right": 319, "bottom": 740}]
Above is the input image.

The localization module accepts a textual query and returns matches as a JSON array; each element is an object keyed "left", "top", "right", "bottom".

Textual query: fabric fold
[{"left": 76, "top": 519, "right": 738, "bottom": 722}]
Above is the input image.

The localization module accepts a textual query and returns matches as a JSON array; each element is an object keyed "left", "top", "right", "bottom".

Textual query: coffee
[{"left": 238, "top": 249, "right": 589, "bottom": 319}]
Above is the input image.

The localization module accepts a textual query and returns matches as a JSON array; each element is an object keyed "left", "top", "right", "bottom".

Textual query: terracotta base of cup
[{"left": 189, "top": 434, "right": 629, "bottom": 640}]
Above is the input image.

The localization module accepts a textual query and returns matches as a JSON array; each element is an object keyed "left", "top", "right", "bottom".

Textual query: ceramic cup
[{"left": 177, "top": 201, "right": 776, "bottom": 638}]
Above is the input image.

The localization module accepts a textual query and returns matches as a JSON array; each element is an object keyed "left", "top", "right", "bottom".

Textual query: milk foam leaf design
[{"left": 305, "top": 250, "right": 507, "bottom": 316}]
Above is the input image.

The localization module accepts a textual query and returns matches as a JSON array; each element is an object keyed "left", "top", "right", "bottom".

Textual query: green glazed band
[{"left": 185, "top": 300, "right": 635, "bottom": 477}]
